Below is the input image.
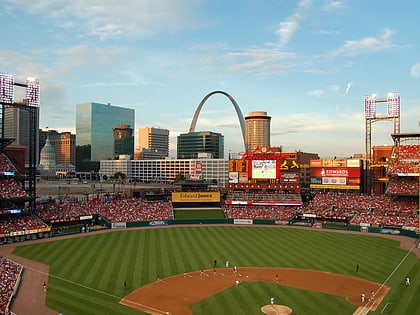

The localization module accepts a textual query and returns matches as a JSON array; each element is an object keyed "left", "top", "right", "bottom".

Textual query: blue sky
[{"left": 1, "top": 0, "right": 419, "bottom": 158}]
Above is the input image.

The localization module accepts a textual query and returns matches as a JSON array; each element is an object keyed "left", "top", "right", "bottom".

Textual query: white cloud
[
  {"left": 274, "top": 0, "right": 312, "bottom": 46},
  {"left": 2, "top": 0, "right": 201, "bottom": 40},
  {"left": 308, "top": 89, "right": 324, "bottom": 97},
  {"left": 322, "top": 1, "right": 346, "bottom": 12},
  {"left": 344, "top": 81, "right": 353, "bottom": 95},
  {"left": 410, "top": 63, "right": 420, "bottom": 78},
  {"left": 333, "top": 28, "right": 394, "bottom": 56},
  {"left": 327, "top": 84, "right": 340, "bottom": 93}
]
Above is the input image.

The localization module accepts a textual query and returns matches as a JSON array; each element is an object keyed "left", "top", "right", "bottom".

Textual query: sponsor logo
[{"left": 149, "top": 220, "right": 168, "bottom": 226}]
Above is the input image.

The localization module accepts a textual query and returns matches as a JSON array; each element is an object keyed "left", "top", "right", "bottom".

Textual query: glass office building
[
  {"left": 177, "top": 131, "right": 224, "bottom": 159},
  {"left": 76, "top": 102, "right": 135, "bottom": 161},
  {"left": 113, "top": 124, "right": 134, "bottom": 159}
]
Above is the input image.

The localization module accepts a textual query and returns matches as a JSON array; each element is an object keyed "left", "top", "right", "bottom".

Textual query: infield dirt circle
[{"left": 120, "top": 267, "right": 388, "bottom": 315}]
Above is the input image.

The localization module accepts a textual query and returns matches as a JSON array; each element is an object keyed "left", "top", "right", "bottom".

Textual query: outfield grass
[{"left": 12, "top": 226, "right": 420, "bottom": 315}]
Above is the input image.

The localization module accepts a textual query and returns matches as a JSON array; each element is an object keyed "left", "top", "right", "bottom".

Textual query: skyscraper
[
  {"left": 113, "top": 124, "right": 134, "bottom": 159},
  {"left": 177, "top": 131, "right": 224, "bottom": 159},
  {"left": 245, "top": 111, "right": 271, "bottom": 152},
  {"left": 76, "top": 102, "right": 134, "bottom": 161},
  {"left": 3, "top": 99, "right": 40, "bottom": 165},
  {"left": 136, "top": 127, "right": 169, "bottom": 159}
]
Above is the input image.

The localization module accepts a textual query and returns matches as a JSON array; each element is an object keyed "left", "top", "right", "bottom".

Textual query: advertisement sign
[
  {"left": 310, "top": 177, "right": 322, "bottom": 184},
  {"left": 172, "top": 191, "right": 220, "bottom": 203},
  {"left": 229, "top": 172, "right": 239, "bottom": 183},
  {"left": 149, "top": 220, "right": 168, "bottom": 226},
  {"left": 346, "top": 159, "right": 361, "bottom": 168},
  {"left": 310, "top": 160, "right": 322, "bottom": 167},
  {"left": 310, "top": 184, "right": 360, "bottom": 190},
  {"left": 226, "top": 200, "right": 302, "bottom": 206},
  {"left": 281, "top": 173, "right": 299, "bottom": 183},
  {"left": 239, "top": 173, "right": 249, "bottom": 183},
  {"left": 234, "top": 219, "right": 253, "bottom": 225},
  {"left": 322, "top": 177, "right": 347, "bottom": 185},
  {"left": 310, "top": 167, "right": 360, "bottom": 178},
  {"left": 196, "top": 162, "right": 202, "bottom": 174}
]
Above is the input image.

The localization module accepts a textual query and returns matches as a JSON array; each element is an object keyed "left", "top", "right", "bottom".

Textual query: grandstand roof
[
  {"left": 0, "top": 138, "right": 15, "bottom": 151},
  {"left": 391, "top": 132, "right": 420, "bottom": 140}
]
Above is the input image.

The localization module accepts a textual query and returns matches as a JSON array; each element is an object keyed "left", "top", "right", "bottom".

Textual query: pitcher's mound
[{"left": 261, "top": 304, "right": 292, "bottom": 315}]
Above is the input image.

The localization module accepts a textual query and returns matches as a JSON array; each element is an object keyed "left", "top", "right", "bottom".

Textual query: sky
[{"left": 1, "top": 0, "right": 420, "bottom": 158}]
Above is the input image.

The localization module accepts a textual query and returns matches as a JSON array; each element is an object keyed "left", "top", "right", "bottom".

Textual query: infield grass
[{"left": 12, "top": 226, "right": 420, "bottom": 315}]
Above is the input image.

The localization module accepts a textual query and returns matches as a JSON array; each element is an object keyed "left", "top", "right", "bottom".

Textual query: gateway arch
[{"left": 189, "top": 90, "right": 246, "bottom": 151}]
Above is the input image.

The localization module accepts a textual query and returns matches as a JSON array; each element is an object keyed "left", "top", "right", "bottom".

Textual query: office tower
[
  {"left": 136, "top": 127, "right": 169, "bottom": 159},
  {"left": 177, "top": 131, "right": 224, "bottom": 159},
  {"left": 40, "top": 130, "right": 76, "bottom": 166},
  {"left": 3, "top": 99, "right": 40, "bottom": 165},
  {"left": 114, "top": 124, "right": 134, "bottom": 159},
  {"left": 245, "top": 111, "right": 271, "bottom": 152},
  {"left": 76, "top": 102, "right": 134, "bottom": 161}
]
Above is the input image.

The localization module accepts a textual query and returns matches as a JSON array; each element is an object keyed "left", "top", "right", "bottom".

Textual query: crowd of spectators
[
  {"left": 0, "top": 179, "right": 28, "bottom": 199},
  {"left": 227, "top": 191, "right": 301, "bottom": 202},
  {"left": 392, "top": 144, "right": 420, "bottom": 159},
  {"left": 0, "top": 215, "right": 49, "bottom": 235},
  {"left": 222, "top": 204, "right": 297, "bottom": 220},
  {"left": 386, "top": 177, "right": 418, "bottom": 195},
  {"left": 388, "top": 162, "right": 419, "bottom": 174},
  {"left": 222, "top": 191, "right": 418, "bottom": 230},
  {"left": 0, "top": 154, "right": 17, "bottom": 173},
  {"left": 386, "top": 144, "right": 419, "bottom": 196},
  {"left": 0, "top": 190, "right": 417, "bottom": 233},
  {"left": 0, "top": 256, "right": 22, "bottom": 315},
  {"left": 35, "top": 198, "right": 173, "bottom": 223}
]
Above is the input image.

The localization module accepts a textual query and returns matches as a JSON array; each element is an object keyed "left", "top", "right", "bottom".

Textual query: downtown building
[
  {"left": 177, "top": 131, "right": 224, "bottom": 159},
  {"left": 99, "top": 158, "right": 228, "bottom": 187},
  {"left": 245, "top": 111, "right": 271, "bottom": 152},
  {"left": 40, "top": 129, "right": 76, "bottom": 166},
  {"left": 113, "top": 124, "right": 134, "bottom": 159},
  {"left": 3, "top": 99, "right": 40, "bottom": 166},
  {"left": 76, "top": 102, "right": 135, "bottom": 161},
  {"left": 135, "top": 127, "right": 169, "bottom": 159}
]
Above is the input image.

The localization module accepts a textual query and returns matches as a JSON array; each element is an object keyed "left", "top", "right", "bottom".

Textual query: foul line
[
  {"left": 19, "top": 263, "right": 171, "bottom": 315},
  {"left": 360, "top": 242, "right": 416, "bottom": 315}
]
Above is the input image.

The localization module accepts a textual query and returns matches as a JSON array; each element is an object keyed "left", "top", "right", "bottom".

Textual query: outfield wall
[{"left": 1, "top": 217, "right": 418, "bottom": 245}]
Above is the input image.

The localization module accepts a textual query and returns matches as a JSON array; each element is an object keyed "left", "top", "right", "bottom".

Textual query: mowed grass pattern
[{"left": 13, "top": 226, "right": 420, "bottom": 315}]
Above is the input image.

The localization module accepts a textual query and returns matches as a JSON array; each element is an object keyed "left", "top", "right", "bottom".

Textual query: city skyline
[{"left": 1, "top": 1, "right": 420, "bottom": 158}]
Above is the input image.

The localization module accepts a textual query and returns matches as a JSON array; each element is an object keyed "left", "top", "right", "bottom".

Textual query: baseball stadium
[{"left": 0, "top": 85, "right": 419, "bottom": 315}]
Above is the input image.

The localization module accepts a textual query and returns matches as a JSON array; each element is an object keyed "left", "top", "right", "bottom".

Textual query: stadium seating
[{"left": 0, "top": 256, "right": 23, "bottom": 315}]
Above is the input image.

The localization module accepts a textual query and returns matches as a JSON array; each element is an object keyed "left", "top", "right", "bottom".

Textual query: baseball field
[{"left": 10, "top": 226, "right": 420, "bottom": 315}]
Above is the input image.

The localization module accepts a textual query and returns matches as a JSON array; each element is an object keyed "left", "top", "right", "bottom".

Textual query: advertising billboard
[
  {"left": 310, "top": 167, "right": 360, "bottom": 178},
  {"left": 229, "top": 172, "right": 239, "bottom": 183},
  {"left": 171, "top": 191, "right": 220, "bottom": 203},
  {"left": 310, "top": 166, "right": 361, "bottom": 190}
]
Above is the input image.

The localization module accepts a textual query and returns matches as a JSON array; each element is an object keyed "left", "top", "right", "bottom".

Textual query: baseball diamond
[{"left": 1, "top": 225, "right": 419, "bottom": 315}]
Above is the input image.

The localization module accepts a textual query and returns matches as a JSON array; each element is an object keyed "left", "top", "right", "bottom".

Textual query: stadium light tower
[
  {"left": 364, "top": 92, "right": 400, "bottom": 161},
  {"left": 0, "top": 72, "right": 40, "bottom": 209}
]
